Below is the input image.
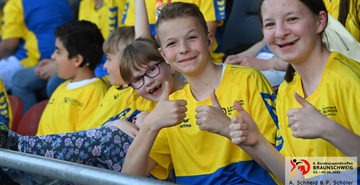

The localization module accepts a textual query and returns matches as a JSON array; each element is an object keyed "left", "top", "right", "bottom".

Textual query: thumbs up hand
[
  {"left": 195, "top": 89, "right": 231, "bottom": 138},
  {"left": 286, "top": 93, "right": 329, "bottom": 139},
  {"left": 144, "top": 81, "right": 188, "bottom": 131},
  {"left": 229, "top": 101, "right": 260, "bottom": 146}
]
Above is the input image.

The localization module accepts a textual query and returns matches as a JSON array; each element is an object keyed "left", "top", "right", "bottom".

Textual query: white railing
[{"left": 0, "top": 149, "right": 174, "bottom": 185}]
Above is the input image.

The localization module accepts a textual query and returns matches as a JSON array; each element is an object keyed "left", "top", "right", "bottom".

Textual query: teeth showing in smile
[
  {"left": 149, "top": 84, "right": 162, "bottom": 94},
  {"left": 279, "top": 41, "right": 296, "bottom": 48}
]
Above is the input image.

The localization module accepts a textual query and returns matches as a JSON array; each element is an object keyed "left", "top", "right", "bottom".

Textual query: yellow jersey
[
  {"left": 36, "top": 78, "right": 107, "bottom": 135},
  {"left": 149, "top": 64, "right": 278, "bottom": 184},
  {"left": 0, "top": 78, "right": 12, "bottom": 128}
]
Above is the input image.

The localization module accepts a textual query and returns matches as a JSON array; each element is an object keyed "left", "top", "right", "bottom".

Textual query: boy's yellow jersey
[
  {"left": 149, "top": 64, "right": 278, "bottom": 184},
  {"left": 36, "top": 78, "right": 107, "bottom": 135}
]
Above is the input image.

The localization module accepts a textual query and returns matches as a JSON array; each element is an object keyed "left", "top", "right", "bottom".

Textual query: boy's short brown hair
[
  {"left": 103, "top": 26, "right": 135, "bottom": 55},
  {"left": 120, "top": 37, "right": 165, "bottom": 83},
  {"left": 155, "top": 2, "right": 208, "bottom": 46}
]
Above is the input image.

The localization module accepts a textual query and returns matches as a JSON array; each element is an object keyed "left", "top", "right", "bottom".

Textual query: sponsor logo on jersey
[
  {"left": 62, "top": 97, "right": 84, "bottom": 107},
  {"left": 222, "top": 100, "right": 244, "bottom": 116},
  {"left": 318, "top": 106, "right": 338, "bottom": 117},
  {"left": 180, "top": 118, "right": 191, "bottom": 128}
]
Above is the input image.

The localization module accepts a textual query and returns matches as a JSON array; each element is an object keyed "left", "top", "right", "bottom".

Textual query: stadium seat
[
  {"left": 8, "top": 95, "right": 24, "bottom": 131},
  {"left": 16, "top": 100, "right": 48, "bottom": 136},
  {"left": 222, "top": 0, "right": 264, "bottom": 55}
]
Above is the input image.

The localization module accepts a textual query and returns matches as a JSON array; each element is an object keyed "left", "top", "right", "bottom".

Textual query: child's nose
[{"left": 179, "top": 41, "right": 190, "bottom": 54}]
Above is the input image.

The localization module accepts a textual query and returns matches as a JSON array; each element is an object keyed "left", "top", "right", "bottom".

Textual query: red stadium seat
[
  {"left": 8, "top": 95, "right": 24, "bottom": 131},
  {"left": 16, "top": 100, "right": 48, "bottom": 136}
]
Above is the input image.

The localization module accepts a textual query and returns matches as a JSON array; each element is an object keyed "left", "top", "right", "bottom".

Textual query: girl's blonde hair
[{"left": 102, "top": 26, "right": 135, "bottom": 55}]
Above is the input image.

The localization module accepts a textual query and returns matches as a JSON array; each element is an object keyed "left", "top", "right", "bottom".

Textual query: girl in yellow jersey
[{"left": 229, "top": 0, "right": 360, "bottom": 184}]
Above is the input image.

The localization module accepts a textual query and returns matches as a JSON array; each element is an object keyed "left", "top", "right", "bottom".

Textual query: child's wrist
[
  {"left": 143, "top": 119, "right": 162, "bottom": 133},
  {"left": 321, "top": 119, "right": 339, "bottom": 142},
  {"left": 251, "top": 132, "right": 267, "bottom": 151}
]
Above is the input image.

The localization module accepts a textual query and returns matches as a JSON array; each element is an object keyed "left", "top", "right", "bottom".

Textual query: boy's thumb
[
  {"left": 159, "top": 81, "right": 171, "bottom": 101},
  {"left": 210, "top": 89, "right": 221, "bottom": 108},
  {"left": 233, "top": 100, "right": 253, "bottom": 125}
]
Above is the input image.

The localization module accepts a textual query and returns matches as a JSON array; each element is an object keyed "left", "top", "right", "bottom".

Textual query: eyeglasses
[{"left": 128, "top": 62, "right": 162, "bottom": 89}]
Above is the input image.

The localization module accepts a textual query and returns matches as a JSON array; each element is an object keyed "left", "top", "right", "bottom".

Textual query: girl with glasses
[{"left": 0, "top": 0, "right": 184, "bottom": 183}]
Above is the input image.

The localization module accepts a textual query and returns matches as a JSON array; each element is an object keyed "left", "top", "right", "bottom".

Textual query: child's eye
[
  {"left": 148, "top": 66, "right": 157, "bottom": 73},
  {"left": 288, "top": 17, "right": 297, "bottom": 22},
  {"left": 133, "top": 77, "right": 143, "bottom": 83},
  {"left": 189, "top": 36, "right": 197, "bottom": 40},
  {"left": 166, "top": 42, "right": 176, "bottom": 47},
  {"left": 264, "top": 22, "right": 275, "bottom": 28}
]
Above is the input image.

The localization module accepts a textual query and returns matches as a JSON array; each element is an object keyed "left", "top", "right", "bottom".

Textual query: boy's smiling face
[
  {"left": 157, "top": 17, "right": 213, "bottom": 77},
  {"left": 52, "top": 38, "right": 77, "bottom": 79}
]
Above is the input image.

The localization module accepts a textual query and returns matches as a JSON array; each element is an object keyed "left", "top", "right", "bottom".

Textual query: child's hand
[
  {"left": 35, "top": 59, "right": 58, "bottom": 80},
  {"left": 145, "top": 81, "right": 187, "bottom": 130},
  {"left": 105, "top": 119, "right": 139, "bottom": 138},
  {"left": 195, "top": 89, "right": 231, "bottom": 138},
  {"left": 229, "top": 101, "right": 260, "bottom": 146},
  {"left": 134, "top": 111, "right": 149, "bottom": 129},
  {"left": 287, "top": 93, "right": 329, "bottom": 139}
]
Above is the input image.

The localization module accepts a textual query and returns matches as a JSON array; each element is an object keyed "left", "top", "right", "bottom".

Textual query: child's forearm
[
  {"left": 237, "top": 38, "right": 267, "bottom": 58},
  {"left": 122, "top": 122, "right": 158, "bottom": 176},
  {"left": 250, "top": 134, "right": 286, "bottom": 183},
  {"left": 323, "top": 120, "right": 360, "bottom": 165},
  {"left": 268, "top": 57, "right": 288, "bottom": 71},
  {"left": 134, "top": 0, "right": 152, "bottom": 40}
]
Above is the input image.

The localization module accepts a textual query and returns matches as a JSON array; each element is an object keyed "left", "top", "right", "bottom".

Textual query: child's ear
[
  {"left": 74, "top": 55, "right": 84, "bottom": 67},
  {"left": 158, "top": 47, "right": 170, "bottom": 64},
  {"left": 317, "top": 11, "right": 327, "bottom": 34},
  {"left": 207, "top": 33, "right": 214, "bottom": 51}
]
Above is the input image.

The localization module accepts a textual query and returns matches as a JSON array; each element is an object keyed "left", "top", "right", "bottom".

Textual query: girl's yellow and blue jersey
[
  {"left": 1, "top": 0, "right": 74, "bottom": 68},
  {"left": 148, "top": 64, "right": 278, "bottom": 184},
  {"left": 85, "top": 86, "right": 140, "bottom": 129},
  {"left": 0, "top": 78, "right": 11, "bottom": 128},
  {"left": 324, "top": 0, "right": 360, "bottom": 42},
  {"left": 121, "top": 0, "right": 225, "bottom": 63},
  {"left": 276, "top": 52, "right": 360, "bottom": 181}
]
